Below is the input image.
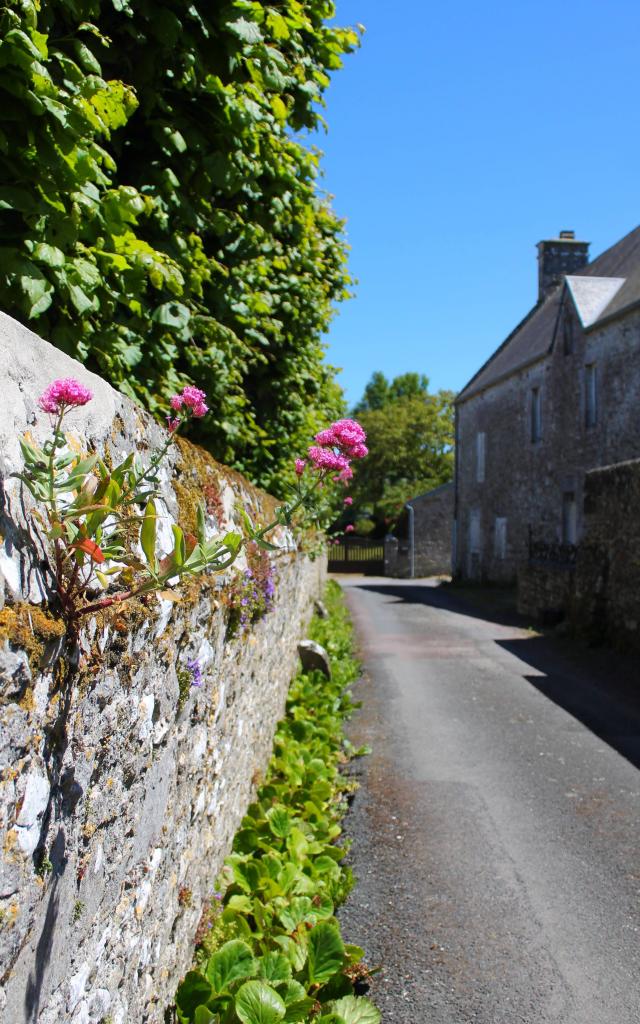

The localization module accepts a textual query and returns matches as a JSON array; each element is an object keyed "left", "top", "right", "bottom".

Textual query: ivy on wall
[{"left": 0, "top": 1, "right": 358, "bottom": 492}]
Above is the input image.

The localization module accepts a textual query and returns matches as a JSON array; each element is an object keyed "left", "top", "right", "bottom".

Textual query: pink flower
[
  {"left": 307, "top": 446, "right": 351, "bottom": 473},
  {"left": 166, "top": 416, "right": 180, "bottom": 433},
  {"left": 38, "top": 378, "right": 93, "bottom": 414},
  {"left": 345, "top": 524, "right": 355, "bottom": 533},
  {"left": 338, "top": 466, "right": 353, "bottom": 482},
  {"left": 295, "top": 458, "right": 307, "bottom": 476},
  {"left": 315, "top": 419, "right": 367, "bottom": 457},
  {"left": 169, "top": 385, "right": 208, "bottom": 418},
  {"left": 344, "top": 496, "right": 353, "bottom": 506},
  {"left": 348, "top": 442, "right": 368, "bottom": 459}
]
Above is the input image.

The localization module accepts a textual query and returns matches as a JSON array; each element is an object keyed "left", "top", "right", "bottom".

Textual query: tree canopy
[
  {"left": 0, "top": 0, "right": 359, "bottom": 493},
  {"left": 347, "top": 372, "right": 455, "bottom": 529}
]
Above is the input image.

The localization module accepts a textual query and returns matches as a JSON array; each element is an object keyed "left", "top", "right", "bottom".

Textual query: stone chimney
[{"left": 537, "top": 230, "right": 589, "bottom": 301}]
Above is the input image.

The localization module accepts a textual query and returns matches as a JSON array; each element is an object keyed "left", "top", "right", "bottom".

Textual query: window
[
  {"left": 476, "top": 432, "right": 486, "bottom": 483},
  {"left": 494, "top": 517, "right": 507, "bottom": 560},
  {"left": 469, "top": 508, "right": 481, "bottom": 554},
  {"left": 562, "top": 492, "right": 577, "bottom": 545},
  {"left": 531, "top": 386, "right": 542, "bottom": 442},
  {"left": 585, "top": 363, "right": 597, "bottom": 428}
]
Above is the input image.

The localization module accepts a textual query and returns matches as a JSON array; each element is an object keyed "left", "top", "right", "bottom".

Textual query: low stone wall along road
[{"left": 338, "top": 575, "right": 640, "bottom": 1024}]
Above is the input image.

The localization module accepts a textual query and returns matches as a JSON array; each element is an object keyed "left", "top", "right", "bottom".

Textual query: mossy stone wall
[{"left": 0, "top": 312, "right": 325, "bottom": 1024}]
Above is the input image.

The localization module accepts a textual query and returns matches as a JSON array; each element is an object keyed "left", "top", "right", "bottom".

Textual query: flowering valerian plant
[{"left": 16, "top": 381, "right": 367, "bottom": 635}]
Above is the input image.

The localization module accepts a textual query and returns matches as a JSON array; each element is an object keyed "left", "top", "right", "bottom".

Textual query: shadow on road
[
  {"left": 346, "top": 578, "right": 522, "bottom": 627},
  {"left": 347, "top": 578, "right": 640, "bottom": 773}
]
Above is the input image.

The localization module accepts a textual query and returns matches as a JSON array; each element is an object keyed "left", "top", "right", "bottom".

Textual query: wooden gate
[{"left": 328, "top": 538, "right": 385, "bottom": 575}]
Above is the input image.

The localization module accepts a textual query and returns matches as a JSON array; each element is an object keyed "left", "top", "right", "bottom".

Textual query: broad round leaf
[
  {"left": 257, "top": 951, "right": 291, "bottom": 985},
  {"left": 206, "top": 939, "right": 257, "bottom": 993},
  {"left": 330, "top": 996, "right": 381, "bottom": 1024},
  {"left": 234, "top": 980, "right": 286, "bottom": 1024},
  {"left": 175, "top": 970, "right": 214, "bottom": 1018},
  {"left": 307, "top": 923, "right": 345, "bottom": 985}
]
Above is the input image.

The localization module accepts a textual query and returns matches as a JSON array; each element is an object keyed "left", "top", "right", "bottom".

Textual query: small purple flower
[
  {"left": 187, "top": 658, "right": 203, "bottom": 688},
  {"left": 213, "top": 890, "right": 223, "bottom": 902},
  {"left": 240, "top": 597, "right": 249, "bottom": 606}
]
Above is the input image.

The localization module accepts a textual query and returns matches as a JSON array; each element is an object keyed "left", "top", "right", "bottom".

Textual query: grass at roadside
[{"left": 174, "top": 580, "right": 380, "bottom": 1024}]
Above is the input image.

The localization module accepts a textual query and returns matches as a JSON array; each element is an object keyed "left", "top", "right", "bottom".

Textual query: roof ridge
[
  {"left": 456, "top": 224, "right": 640, "bottom": 403},
  {"left": 456, "top": 295, "right": 550, "bottom": 402}
]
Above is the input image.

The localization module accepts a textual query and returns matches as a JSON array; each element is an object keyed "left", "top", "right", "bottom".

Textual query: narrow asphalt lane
[{"left": 337, "top": 576, "right": 640, "bottom": 1024}]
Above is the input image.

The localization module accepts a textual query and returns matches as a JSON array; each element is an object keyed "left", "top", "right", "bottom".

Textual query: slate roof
[{"left": 457, "top": 225, "right": 640, "bottom": 403}]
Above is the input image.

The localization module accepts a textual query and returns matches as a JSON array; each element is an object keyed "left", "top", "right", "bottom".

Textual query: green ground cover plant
[{"left": 175, "top": 581, "right": 379, "bottom": 1024}]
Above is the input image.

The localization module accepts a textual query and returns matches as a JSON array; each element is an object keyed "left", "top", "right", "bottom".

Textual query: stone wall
[
  {"left": 455, "top": 300, "right": 640, "bottom": 583},
  {"left": 570, "top": 458, "right": 640, "bottom": 651},
  {"left": 517, "top": 563, "right": 574, "bottom": 624},
  {"left": 517, "top": 458, "right": 640, "bottom": 651},
  {"left": 384, "top": 483, "right": 453, "bottom": 578},
  {"left": 0, "top": 312, "right": 325, "bottom": 1024}
]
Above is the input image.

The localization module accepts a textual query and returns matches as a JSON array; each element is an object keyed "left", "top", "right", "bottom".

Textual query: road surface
[{"left": 338, "top": 576, "right": 640, "bottom": 1024}]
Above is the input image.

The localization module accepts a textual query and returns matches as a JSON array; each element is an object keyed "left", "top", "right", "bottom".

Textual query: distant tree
[
  {"left": 348, "top": 372, "right": 454, "bottom": 528},
  {"left": 353, "top": 371, "right": 431, "bottom": 413}
]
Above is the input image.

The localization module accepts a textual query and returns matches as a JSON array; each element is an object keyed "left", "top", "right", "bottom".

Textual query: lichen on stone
[{"left": 0, "top": 603, "right": 65, "bottom": 675}]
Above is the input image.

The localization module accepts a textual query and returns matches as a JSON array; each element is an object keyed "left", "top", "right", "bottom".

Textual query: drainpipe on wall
[{"left": 405, "top": 502, "right": 415, "bottom": 579}]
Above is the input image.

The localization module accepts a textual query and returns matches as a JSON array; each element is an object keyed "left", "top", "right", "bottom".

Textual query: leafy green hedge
[
  {"left": 175, "top": 581, "right": 379, "bottom": 1024},
  {"left": 0, "top": 1, "right": 358, "bottom": 492}
]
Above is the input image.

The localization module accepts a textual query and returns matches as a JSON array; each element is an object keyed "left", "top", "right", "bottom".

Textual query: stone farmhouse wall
[
  {"left": 385, "top": 482, "right": 453, "bottom": 578},
  {"left": 518, "top": 457, "right": 640, "bottom": 651},
  {"left": 455, "top": 302, "right": 640, "bottom": 583},
  {"left": 0, "top": 313, "right": 325, "bottom": 1024}
]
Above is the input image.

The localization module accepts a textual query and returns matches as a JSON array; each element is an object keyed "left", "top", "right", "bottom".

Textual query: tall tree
[{"left": 349, "top": 372, "right": 455, "bottom": 527}]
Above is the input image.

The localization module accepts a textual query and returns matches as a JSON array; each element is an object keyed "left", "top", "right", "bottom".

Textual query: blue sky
[{"left": 317, "top": 0, "right": 640, "bottom": 408}]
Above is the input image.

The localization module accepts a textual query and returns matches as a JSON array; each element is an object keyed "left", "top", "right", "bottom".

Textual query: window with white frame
[
  {"left": 531, "top": 386, "right": 542, "bottom": 442},
  {"left": 585, "top": 363, "right": 597, "bottom": 428},
  {"left": 476, "top": 431, "right": 486, "bottom": 483},
  {"left": 494, "top": 517, "right": 507, "bottom": 559}
]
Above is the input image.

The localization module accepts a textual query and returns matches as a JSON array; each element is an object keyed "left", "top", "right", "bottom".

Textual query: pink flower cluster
[
  {"left": 314, "top": 419, "right": 368, "bottom": 460},
  {"left": 170, "top": 385, "right": 208, "bottom": 417},
  {"left": 300, "top": 418, "right": 367, "bottom": 481},
  {"left": 167, "top": 385, "right": 209, "bottom": 431},
  {"left": 38, "top": 378, "right": 93, "bottom": 414}
]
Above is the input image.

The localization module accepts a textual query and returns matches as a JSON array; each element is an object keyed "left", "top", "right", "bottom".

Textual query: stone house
[
  {"left": 385, "top": 481, "right": 454, "bottom": 578},
  {"left": 454, "top": 225, "right": 640, "bottom": 582}
]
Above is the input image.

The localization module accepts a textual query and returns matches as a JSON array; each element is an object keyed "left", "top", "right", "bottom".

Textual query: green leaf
[
  {"left": 152, "top": 301, "right": 191, "bottom": 329},
  {"left": 234, "top": 980, "right": 286, "bottom": 1024},
  {"left": 32, "top": 243, "right": 65, "bottom": 269},
  {"left": 223, "top": 531, "right": 243, "bottom": 556},
  {"left": 140, "top": 500, "right": 157, "bottom": 568},
  {"left": 194, "top": 1007, "right": 216, "bottom": 1024},
  {"left": 171, "top": 524, "right": 186, "bottom": 567},
  {"left": 175, "top": 971, "right": 214, "bottom": 1019},
  {"left": 196, "top": 501, "right": 207, "bottom": 544},
  {"left": 329, "top": 997, "right": 381, "bottom": 1024},
  {"left": 277, "top": 981, "right": 306, "bottom": 1007},
  {"left": 266, "top": 806, "right": 291, "bottom": 839},
  {"left": 21, "top": 269, "right": 53, "bottom": 318},
  {"left": 206, "top": 940, "right": 257, "bottom": 994},
  {"left": 227, "top": 18, "right": 263, "bottom": 44},
  {"left": 279, "top": 897, "right": 312, "bottom": 933},
  {"left": 307, "top": 923, "right": 345, "bottom": 985},
  {"left": 257, "top": 952, "right": 291, "bottom": 985},
  {"left": 283, "top": 998, "right": 317, "bottom": 1022}
]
